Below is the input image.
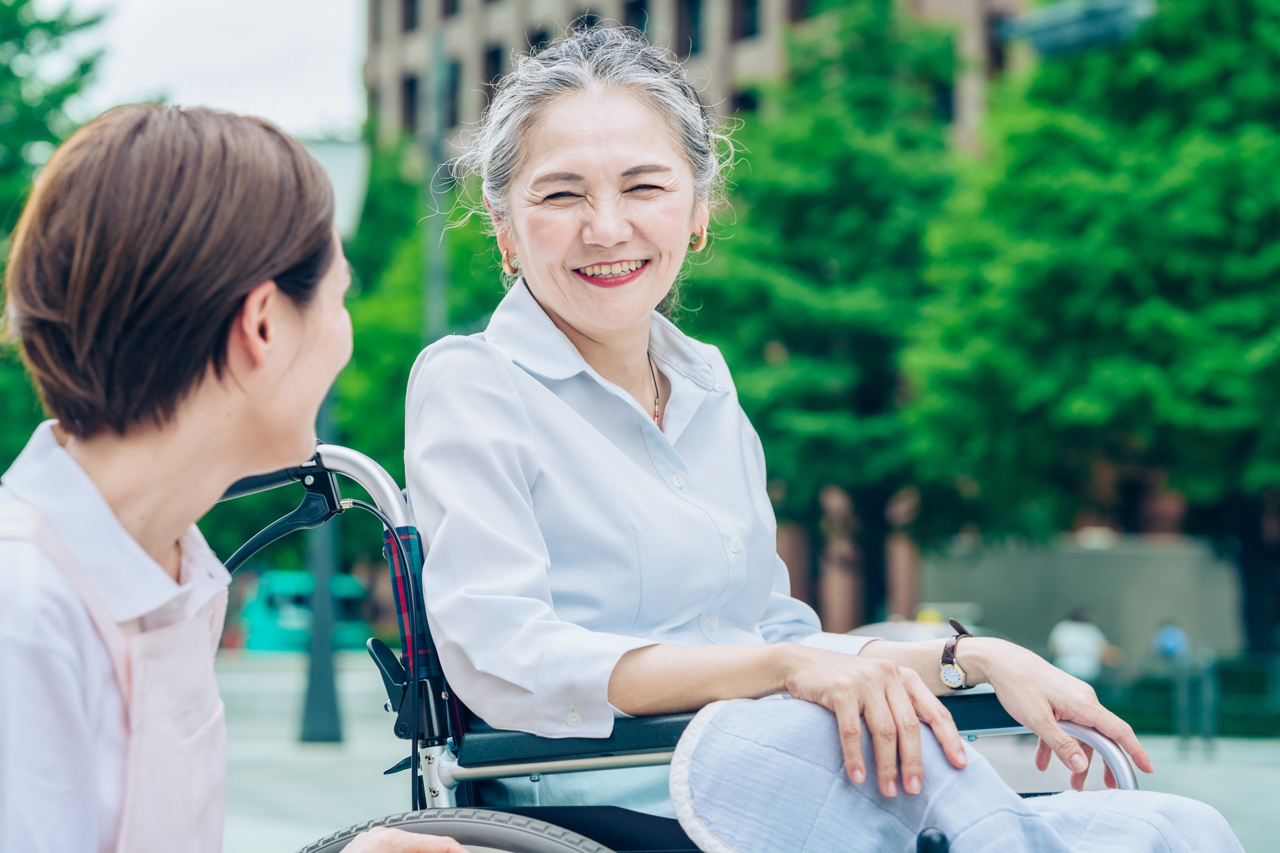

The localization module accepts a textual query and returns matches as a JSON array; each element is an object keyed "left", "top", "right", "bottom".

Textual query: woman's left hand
[{"left": 972, "top": 639, "right": 1154, "bottom": 790}]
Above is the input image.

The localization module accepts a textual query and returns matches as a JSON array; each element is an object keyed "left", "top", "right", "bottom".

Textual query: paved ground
[{"left": 219, "top": 652, "right": 1280, "bottom": 853}]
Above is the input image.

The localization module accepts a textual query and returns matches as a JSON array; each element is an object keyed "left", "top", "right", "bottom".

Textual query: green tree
[
  {"left": 0, "top": 0, "right": 101, "bottom": 471},
  {"left": 682, "top": 0, "right": 954, "bottom": 621},
  {"left": 905, "top": 0, "right": 1280, "bottom": 652}
]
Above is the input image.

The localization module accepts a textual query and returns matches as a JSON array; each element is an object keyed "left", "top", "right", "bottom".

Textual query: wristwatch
[{"left": 939, "top": 618, "right": 974, "bottom": 690}]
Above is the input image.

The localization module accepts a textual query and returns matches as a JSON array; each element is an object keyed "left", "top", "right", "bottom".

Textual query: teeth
[{"left": 580, "top": 260, "right": 645, "bottom": 278}]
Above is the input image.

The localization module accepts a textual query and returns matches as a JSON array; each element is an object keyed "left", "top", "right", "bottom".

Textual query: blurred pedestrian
[{"left": 1048, "top": 607, "right": 1123, "bottom": 685}]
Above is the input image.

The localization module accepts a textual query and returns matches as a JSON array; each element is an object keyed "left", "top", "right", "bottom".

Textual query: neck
[
  {"left": 61, "top": 397, "right": 249, "bottom": 581},
  {"left": 540, "top": 303, "right": 657, "bottom": 410}
]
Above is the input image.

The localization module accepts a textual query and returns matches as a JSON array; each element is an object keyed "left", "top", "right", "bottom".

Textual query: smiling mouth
[{"left": 576, "top": 259, "right": 648, "bottom": 279}]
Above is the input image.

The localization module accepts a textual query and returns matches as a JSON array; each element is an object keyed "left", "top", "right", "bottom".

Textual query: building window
[
  {"left": 443, "top": 60, "right": 462, "bottom": 128},
  {"left": 787, "top": 0, "right": 807, "bottom": 23},
  {"left": 527, "top": 28, "right": 551, "bottom": 54},
  {"left": 371, "top": 0, "right": 382, "bottom": 43},
  {"left": 732, "top": 0, "right": 759, "bottom": 40},
  {"left": 624, "top": 0, "right": 648, "bottom": 33},
  {"left": 402, "top": 0, "right": 418, "bottom": 31},
  {"left": 676, "top": 0, "right": 703, "bottom": 58},
  {"left": 731, "top": 88, "right": 758, "bottom": 113},
  {"left": 986, "top": 12, "right": 1010, "bottom": 76},
  {"left": 442, "top": 0, "right": 459, "bottom": 18},
  {"left": 572, "top": 10, "right": 600, "bottom": 31},
  {"left": 401, "top": 75, "right": 419, "bottom": 133},
  {"left": 483, "top": 44, "right": 504, "bottom": 107}
]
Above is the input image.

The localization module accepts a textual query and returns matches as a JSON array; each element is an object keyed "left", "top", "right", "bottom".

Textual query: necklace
[{"left": 647, "top": 352, "right": 660, "bottom": 424}]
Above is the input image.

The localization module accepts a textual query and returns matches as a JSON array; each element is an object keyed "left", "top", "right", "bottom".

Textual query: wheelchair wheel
[{"left": 295, "top": 808, "right": 618, "bottom": 853}]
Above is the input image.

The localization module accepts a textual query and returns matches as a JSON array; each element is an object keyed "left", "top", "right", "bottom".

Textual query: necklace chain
[{"left": 646, "top": 352, "right": 660, "bottom": 425}]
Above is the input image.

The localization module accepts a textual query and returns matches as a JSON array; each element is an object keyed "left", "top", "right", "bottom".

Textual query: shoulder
[
  {"left": 405, "top": 334, "right": 537, "bottom": 444},
  {"left": 408, "top": 335, "right": 524, "bottom": 400},
  {"left": 0, "top": 534, "right": 97, "bottom": 666},
  {"left": 658, "top": 317, "right": 738, "bottom": 394}
]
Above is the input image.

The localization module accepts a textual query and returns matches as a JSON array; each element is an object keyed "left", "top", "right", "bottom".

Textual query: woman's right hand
[
  {"left": 779, "top": 644, "right": 969, "bottom": 799},
  {"left": 342, "top": 827, "right": 466, "bottom": 853}
]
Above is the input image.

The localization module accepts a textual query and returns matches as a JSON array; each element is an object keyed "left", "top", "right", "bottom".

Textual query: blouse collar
[{"left": 484, "top": 279, "right": 718, "bottom": 391}]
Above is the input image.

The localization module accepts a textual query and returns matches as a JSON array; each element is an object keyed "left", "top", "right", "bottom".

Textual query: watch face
[{"left": 940, "top": 664, "right": 966, "bottom": 689}]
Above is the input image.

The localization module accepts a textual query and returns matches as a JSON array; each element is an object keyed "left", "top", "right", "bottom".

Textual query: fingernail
[
  {"left": 885, "top": 779, "right": 897, "bottom": 797},
  {"left": 957, "top": 750, "right": 968, "bottom": 766},
  {"left": 906, "top": 776, "right": 921, "bottom": 794},
  {"left": 852, "top": 769, "right": 865, "bottom": 784},
  {"left": 1070, "top": 754, "right": 1088, "bottom": 773}
]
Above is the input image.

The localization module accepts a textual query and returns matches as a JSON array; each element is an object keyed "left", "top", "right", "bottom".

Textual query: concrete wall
[{"left": 921, "top": 537, "right": 1245, "bottom": 679}]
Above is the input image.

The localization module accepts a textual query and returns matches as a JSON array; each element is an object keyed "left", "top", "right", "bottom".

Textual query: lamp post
[
  {"left": 298, "top": 139, "right": 370, "bottom": 744},
  {"left": 423, "top": 29, "right": 450, "bottom": 343}
]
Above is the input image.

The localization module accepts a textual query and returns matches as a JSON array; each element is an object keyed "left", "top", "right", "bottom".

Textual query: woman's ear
[
  {"left": 485, "top": 196, "right": 514, "bottom": 258},
  {"left": 228, "top": 280, "right": 279, "bottom": 372},
  {"left": 692, "top": 201, "right": 711, "bottom": 240}
]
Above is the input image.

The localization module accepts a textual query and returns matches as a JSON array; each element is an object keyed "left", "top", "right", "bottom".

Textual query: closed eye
[
  {"left": 626, "top": 184, "right": 664, "bottom": 193},
  {"left": 544, "top": 191, "right": 581, "bottom": 201}
]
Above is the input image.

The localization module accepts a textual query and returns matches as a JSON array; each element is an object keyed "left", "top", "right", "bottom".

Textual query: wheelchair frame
[{"left": 222, "top": 443, "right": 1138, "bottom": 852}]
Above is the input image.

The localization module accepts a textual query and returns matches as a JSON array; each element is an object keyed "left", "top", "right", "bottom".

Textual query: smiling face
[{"left": 495, "top": 88, "right": 708, "bottom": 344}]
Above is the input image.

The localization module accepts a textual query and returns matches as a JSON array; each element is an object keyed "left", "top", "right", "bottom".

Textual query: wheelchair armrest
[
  {"left": 456, "top": 712, "right": 697, "bottom": 768},
  {"left": 456, "top": 693, "right": 1018, "bottom": 768},
  {"left": 940, "top": 691, "right": 1022, "bottom": 734}
]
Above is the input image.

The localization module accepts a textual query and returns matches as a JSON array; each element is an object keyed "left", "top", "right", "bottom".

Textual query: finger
[
  {"left": 833, "top": 701, "right": 867, "bottom": 786},
  {"left": 863, "top": 697, "right": 901, "bottom": 798},
  {"left": 905, "top": 672, "right": 967, "bottom": 771},
  {"left": 1070, "top": 743, "right": 1094, "bottom": 791},
  {"left": 1081, "top": 707, "right": 1154, "bottom": 774},
  {"left": 1035, "top": 738, "right": 1052, "bottom": 772},
  {"left": 1037, "top": 719, "right": 1089, "bottom": 777},
  {"left": 1104, "top": 762, "right": 1117, "bottom": 790},
  {"left": 885, "top": 677, "right": 925, "bottom": 794}
]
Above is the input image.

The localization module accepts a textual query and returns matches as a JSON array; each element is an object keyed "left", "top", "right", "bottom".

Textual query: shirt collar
[
  {"left": 483, "top": 280, "right": 718, "bottom": 391},
  {"left": 1, "top": 422, "right": 230, "bottom": 623}
]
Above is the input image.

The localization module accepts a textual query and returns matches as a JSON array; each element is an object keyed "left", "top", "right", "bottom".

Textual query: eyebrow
[{"left": 529, "top": 164, "right": 674, "bottom": 189}]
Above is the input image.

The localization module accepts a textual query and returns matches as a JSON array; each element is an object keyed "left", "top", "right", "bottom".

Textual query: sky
[{"left": 55, "top": 0, "right": 367, "bottom": 139}]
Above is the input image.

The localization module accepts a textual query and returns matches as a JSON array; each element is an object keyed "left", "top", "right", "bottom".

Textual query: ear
[
  {"left": 228, "top": 280, "right": 280, "bottom": 371},
  {"left": 692, "top": 200, "right": 711, "bottom": 239},
  {"left": 485, "top": 195, "right": 514, "bottom": 258}
]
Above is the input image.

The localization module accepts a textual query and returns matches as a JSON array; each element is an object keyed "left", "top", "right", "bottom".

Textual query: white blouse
[
  {"left": 0, "top": 423, "right": 231, "bottom": 853},
  {"left": 405, "top": 282, "right": 870, "bottom": 742}
]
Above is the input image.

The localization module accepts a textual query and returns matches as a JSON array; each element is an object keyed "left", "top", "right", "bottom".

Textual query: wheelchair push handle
[{"left": 220, "top": 465, "right": 310, "bottom": 502}]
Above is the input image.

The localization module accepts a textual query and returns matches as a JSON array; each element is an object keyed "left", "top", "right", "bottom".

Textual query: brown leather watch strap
[
  {"left": 942, "top": 617, "right": 967, "bottom": 686},
  {"left": 941, "top": 618, "right": 973, "bottom": 672}
]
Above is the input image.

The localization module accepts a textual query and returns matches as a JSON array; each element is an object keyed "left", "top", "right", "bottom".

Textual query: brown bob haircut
[{"left": 3, "top": 103, "right": 335, "bottom": 438}]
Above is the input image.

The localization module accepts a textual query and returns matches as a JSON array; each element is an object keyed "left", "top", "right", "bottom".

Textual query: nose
[{"left": 581, "top": 198, "right": 632, "bottom": 248}]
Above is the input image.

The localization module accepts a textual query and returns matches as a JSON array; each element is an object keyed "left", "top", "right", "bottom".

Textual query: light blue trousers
[{"left": 669, "top": 698, "right": 1244, "bottom": 853}]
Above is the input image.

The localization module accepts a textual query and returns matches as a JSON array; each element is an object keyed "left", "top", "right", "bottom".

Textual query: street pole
[
  {"left": 424, "top": 28, "right": 449, "bottom": 343},
  {"left": 301, "top": 393, "right": 342, "bottom": 742}
]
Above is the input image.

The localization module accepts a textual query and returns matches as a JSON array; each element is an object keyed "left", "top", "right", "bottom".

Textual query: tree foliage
[{"left": 906, "top": 0, "right": 1280, "bottom": 533}]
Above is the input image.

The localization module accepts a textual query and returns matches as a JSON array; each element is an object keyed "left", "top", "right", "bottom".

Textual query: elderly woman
[{"left": 405, "top": 28, "right": 1239, "bottom": 852}]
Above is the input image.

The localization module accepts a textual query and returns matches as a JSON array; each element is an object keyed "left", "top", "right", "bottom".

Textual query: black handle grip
[{"left": 220, "top": 467, "right": 308, "bottom": 502}]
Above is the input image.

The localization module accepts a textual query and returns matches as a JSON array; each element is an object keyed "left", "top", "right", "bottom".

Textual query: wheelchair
[{"left": 222, "top": 444, "right": 1139, "bottom": 853}]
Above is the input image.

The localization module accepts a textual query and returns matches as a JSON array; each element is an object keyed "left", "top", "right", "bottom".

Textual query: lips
[{"left": 573, "top": 259, "right": 650, "bottom": 288}]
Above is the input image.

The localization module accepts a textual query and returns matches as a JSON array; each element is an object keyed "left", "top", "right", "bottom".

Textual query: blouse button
[
  {"left": 705, "top": 615, "right": 718, "bottom": 631},
  {"left": 728, "top": 537, "right": 743, "bottom": 554},
  {"left": 672, "top": 474, "right": 686, "bottom": 489},
  {"left": 566, "top": 710, "right": 583, "bottom": 728}
]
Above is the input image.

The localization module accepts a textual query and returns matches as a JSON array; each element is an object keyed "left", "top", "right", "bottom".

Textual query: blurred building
[{"left": 364, "top": 0, "right": 1024, "bottom": 153}]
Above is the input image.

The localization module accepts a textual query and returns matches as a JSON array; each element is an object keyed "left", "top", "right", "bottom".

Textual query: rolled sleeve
[{"left": 406, "top": 338, "right": 654, "bottom": 738}]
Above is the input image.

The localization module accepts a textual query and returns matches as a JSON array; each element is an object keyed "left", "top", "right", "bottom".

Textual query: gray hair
[{"left": 452, "top": 26, "right": 732, "bottom": 235}]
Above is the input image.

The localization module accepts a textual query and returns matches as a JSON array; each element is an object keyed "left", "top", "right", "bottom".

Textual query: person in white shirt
[
  {"left": 1049, "top": 608, "right": 1122, "bottom": 684},
  {"left": 403, "top": 29, "right": 1235, "bottom": 849},
  {"left": 0, "top": 104, "right": 459, "bottom": 853}
]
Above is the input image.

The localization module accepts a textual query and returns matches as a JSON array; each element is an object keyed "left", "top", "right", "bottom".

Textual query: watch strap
[{"left": 941, "top": 618, "right": 974, "bottom": 689}]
